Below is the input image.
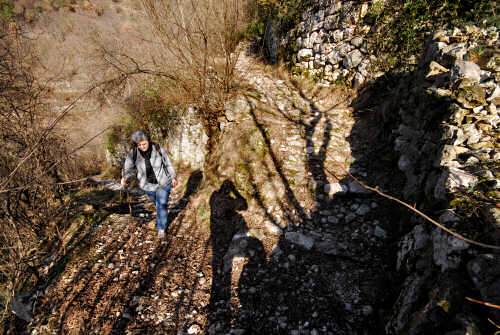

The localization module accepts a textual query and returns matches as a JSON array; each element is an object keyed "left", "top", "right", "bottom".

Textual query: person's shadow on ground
[
  {"left": 168, "top": 170, "right": 203, "bottom": 223},
  {"left": 206, "top": 180, "right": 265, "bottom": 333}
]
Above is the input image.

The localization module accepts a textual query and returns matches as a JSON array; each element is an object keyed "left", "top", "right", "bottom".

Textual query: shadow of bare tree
[
  {"left": 219, "top": 62, "right": 500, "bottom": 334},
  {"left": 29, "top": 170, "right": 208, "bottom": 335},
  {"left": 201, "top": 78, "right": 405, "bottom": 333}
]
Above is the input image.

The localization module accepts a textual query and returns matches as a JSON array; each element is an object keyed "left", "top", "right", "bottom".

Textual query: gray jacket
[{"left": 122, "top": 144, "right": 176, "bottom": 192}]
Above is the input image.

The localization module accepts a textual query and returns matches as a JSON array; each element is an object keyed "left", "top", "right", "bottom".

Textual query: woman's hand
[
  {"left": 172, "top": 178, "right": 178, "bottom": 188},
  {"left": 121, "top": 177, "right": 127, "bottom": 187}
]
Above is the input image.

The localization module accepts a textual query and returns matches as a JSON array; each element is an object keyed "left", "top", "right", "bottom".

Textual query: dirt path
[
  {"left": 29, "top": 170, "right": 212, "bottom": 335},
  {"left": 30, "top": 50, "right": 403, "bottom": 335}
]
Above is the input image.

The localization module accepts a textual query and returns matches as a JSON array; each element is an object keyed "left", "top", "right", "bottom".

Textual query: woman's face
[{"left": 137, "top": 140, "right": 149, "bottom": 152}]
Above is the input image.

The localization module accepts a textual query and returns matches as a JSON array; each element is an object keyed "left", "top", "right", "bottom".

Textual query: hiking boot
[{"left": 158, "top": 229, "right": 165, "bottom": 239}]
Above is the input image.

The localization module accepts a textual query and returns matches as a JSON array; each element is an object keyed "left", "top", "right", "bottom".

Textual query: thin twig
[
  {"left": 488, "top": 318, "right": 500, "bottom": 334},
  {"left": 0, "top": 74, "right": 121, "bottom": 191},
  {"left": 325, "top": 153, "right": 500, "bottom": 250},
  {"left": 466, "top": 297, "right": 500, "bottom": 309},
  {"left": 0, "top": 178, "right": 89, "bottom": 193},
  {"left": 49, "top": 178, "right": 90, "bottom": 185},
  {"left": 0, "top": 128, "right": 109, "bottom": 193}
]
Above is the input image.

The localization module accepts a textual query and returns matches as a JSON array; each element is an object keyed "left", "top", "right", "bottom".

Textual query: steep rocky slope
[
  {"left": 24, "top": 48, "right": 408, "bottom": 335},
  {"left": 6, "top": 1, "right": 499, "bottom": 334}
]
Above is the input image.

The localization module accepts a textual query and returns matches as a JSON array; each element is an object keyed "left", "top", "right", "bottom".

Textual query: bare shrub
[
  {"left": 0, "top": 22, "right": 82, "bottom": 328},
  {"left": 125, "top": 77, "right": 184, "bottom": 139},
  {"left": 92, "top": 0, "right": 250, "bottom": 154}
]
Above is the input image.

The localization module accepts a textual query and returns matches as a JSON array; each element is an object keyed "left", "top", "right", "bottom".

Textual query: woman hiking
[{"left": 121, "top": 130, "right": 178, "bottom": 239}]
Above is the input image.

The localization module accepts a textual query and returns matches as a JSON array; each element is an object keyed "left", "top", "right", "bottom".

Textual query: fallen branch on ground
[{"left": 0, "top": 128, "right": 109, "bottom": 194}]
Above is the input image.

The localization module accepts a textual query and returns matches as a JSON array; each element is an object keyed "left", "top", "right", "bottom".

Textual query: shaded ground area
[
  {"left": 28, "top": 51, "right": 407, "bottom": 335},
  {"left": 205, "top": 52, "right": 404, "bottom": 334}
]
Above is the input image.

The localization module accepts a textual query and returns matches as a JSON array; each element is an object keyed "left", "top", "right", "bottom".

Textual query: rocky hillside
[
  {"left": 13, "top": 38, "right": 499, "bottom": 335},
  {"left": 20, "top": 48, "right": 406, "bottom": 334},
  {"left": 2, "top": 1, "right": 499, "bottom": 335},
  {"left": 6, "top": 0, "right": 157, "bottom": 159}
]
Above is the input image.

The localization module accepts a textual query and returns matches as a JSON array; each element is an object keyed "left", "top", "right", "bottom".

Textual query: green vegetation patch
[
  {"left": 0, "top": 1, "right": 13, "bottom": 21},
  {"left": 246, "top": 0, "right": 313, "bottom": 38},
  {"left": 245, "top": 0, "right": 313, "bottom": 63},
  {"left": 125, "top": 78, "right": 184, "bottom": 142},
  {"left": 367, "top": 0, "right": 498, "bottom": 71},
  {"left": 235, "top": 163, "right": 254, "bottom": 197}
]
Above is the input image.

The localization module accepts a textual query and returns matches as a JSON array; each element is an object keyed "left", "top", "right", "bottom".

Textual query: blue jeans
[{"left": 144, "top": 183, "right": 171, "bottom": 231}]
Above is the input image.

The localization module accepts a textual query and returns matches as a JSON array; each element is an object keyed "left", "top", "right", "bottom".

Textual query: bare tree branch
[{"left": 466, "top": 297, "right": 500, "bottom": 309}]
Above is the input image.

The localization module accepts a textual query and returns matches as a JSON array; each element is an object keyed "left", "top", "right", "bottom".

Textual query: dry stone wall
[
  {"left": 280, "top": 3, "right": 499, "bottom": 332},
  {"left": 387, "top": 25, "right": 500, "bottom": 334},
  {"left": 280, "top": 0, "right": 381, "bottom": 87},
  {"left": 395, "top": 25, "right": 499, "bottom": 211},
  {"left": 283, "top": 1, "right": 499, "bottom": 227}
]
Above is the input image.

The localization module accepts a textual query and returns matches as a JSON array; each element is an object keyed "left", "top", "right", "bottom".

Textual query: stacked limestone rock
[
  {"left": 389, "top": 25, "right": 500, "bottom": 334},
  {"left": 395, "top": 25, "right": 499, "bottom": 212},
  {"left": 286, "top": 0, "right": 379, "bottom": 87},
  {"left": 279, "top": 2, "right": 499, "bottom": 329},
  {"left": 430, "top": 27, "right": 499, "bottom": 204},
  {"left": 166, "top": 107, "right": 208, "bottom": 170}
]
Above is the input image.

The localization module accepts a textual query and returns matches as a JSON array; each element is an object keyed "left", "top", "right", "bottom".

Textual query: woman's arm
[{"left": 160, "top": 146, "right": 178, "bottom": 188}]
